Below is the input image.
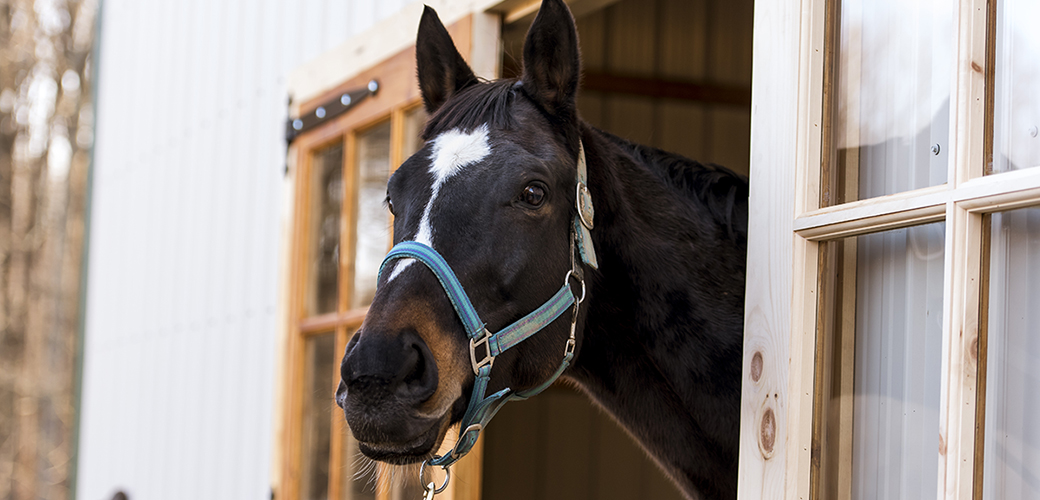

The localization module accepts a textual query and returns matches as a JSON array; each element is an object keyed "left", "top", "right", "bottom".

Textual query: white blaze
[{"left": 388, "top": 124, "right": 491, "bottom": 281}]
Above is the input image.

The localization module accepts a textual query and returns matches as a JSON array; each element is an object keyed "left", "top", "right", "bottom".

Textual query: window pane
[
  {"left": 815, "top": 223, "right": 944, "bottom": 499},
  {"left": 825, "top": 0, "right": 952, "bottom": 205},
  {"left": 403, "top": 106, "right": 428, "bottom": 158},
  {"left": 983, "top": 207, "right": 1040, "bottom": 499},
  {"left": 351, "top": 122, "right": 392, "bottom": 309},
  {"left": 991, "top": 0, "right": 1040, "bottom": 172},
  {"left": 853, "top": 223, "right": 944, "bottom": 498},
  {"left": 300, "top": 333, "right": 337, "bottom": 500},
  {"left": 309, "top": 144, "right": 344, "bottom": 315}
]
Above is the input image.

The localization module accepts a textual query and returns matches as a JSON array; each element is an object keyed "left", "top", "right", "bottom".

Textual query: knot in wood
[
  {"left": 759, "top": 407, "right": 776, "bottom": 458},
  {"left": 750, "top": 351, "right": 763, "bottom": 382}
]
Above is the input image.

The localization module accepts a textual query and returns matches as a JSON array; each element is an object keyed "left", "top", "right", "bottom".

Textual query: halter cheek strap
[{"left": 376, "top": 140, "right": 597, "bottom": 496}]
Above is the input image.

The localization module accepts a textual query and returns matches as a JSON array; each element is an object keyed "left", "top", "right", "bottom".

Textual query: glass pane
[
  {"left": 982, "top": 207, "right": 1040, "bottom": 499},
  {"left": 300, "top": 333, "right": 337, "bottom": 500},
  {"left": 991, "top": 0, "right": 1040, "bottom": 172},
  {"left": 403, "top": 106, "right": 428, "bottom": 158},
  {"left": 309, "top": 144, "right": 344, "bottom": 315},
  {"left": 825, "top": 0, "right": 952, "bottom": 205},
  {"left": 351, "top": 122, "right": 392, "bottom": 309},
  {"left": 814, "top": 223, "right": 944, "bottom": 499}
]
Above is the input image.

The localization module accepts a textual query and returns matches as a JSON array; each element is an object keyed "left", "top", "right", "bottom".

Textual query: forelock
[{"left": 422, "top": 79, "right": 520, "bottom": 139}]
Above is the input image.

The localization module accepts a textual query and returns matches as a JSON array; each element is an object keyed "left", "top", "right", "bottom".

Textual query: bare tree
[{"left": 0, "top": 0, "right": 97, "bottom": 499}]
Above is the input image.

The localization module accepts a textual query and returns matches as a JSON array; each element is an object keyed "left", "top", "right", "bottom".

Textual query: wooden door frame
[{"left": 276, "top": 13, "right": 487, "bottom": 500}]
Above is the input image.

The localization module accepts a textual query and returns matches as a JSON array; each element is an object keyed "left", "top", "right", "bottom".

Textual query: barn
[{"left": 74, "top": 0, "right": 1039, "bottom": 499}]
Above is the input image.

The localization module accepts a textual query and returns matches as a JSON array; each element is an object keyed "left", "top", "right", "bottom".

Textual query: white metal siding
[{"left": 77, "top": 0, "right": 409, "bottom": 499}]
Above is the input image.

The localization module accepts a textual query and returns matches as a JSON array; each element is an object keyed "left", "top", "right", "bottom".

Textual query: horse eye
[
  {"left": 521, "top": 185, "right": 546, "bottom": 207},
  {"left": 385, "top": 196, "right": 394, "bottom": 215}
]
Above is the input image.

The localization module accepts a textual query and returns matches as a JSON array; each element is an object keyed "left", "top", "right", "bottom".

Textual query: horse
[{"left": 334, "top": 0, "right": 748, "bottom": 498}]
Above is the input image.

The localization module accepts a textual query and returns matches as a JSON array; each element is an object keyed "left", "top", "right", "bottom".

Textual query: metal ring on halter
[
  {"left": 564, "top": 270, "right": 586, "bottom": 304},
  {"left": 419, "top": 461, "right": 451, "bottom": 495}
]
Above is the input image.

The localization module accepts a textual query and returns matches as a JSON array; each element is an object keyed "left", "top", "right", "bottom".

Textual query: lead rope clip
[{"left": 419, "top": 461, "right": 450, "bottom": 499}]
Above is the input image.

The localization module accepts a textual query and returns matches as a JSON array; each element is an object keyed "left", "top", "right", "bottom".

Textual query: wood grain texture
[
  {"left": 937, "top": 0, "right": 990, "bottom": 496},
  {"left": 737, "top": 0, "right": 802, "bottom": 497}
]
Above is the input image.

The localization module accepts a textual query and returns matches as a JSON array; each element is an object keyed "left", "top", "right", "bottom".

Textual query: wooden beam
[
  {"left": 581, "top": 72, "right": 751, "bottom": 106},
  {"left": 736, "top": 0, "right": 803, "bottom": 496},
  {"left": 299, "top": 308, "right": 369, "bottom": 334},
  {"left": 793, "top": 168, "right": 1040, "bottom": 241}
]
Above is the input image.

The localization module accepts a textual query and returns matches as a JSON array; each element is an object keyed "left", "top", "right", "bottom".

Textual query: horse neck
[{"left": 566, "top": 124, "right": 745, "bottom": 500}]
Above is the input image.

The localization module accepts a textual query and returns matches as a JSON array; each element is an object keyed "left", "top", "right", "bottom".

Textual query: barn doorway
[{"left": 481, "top": 0, "right": 753, "bottom": 498}]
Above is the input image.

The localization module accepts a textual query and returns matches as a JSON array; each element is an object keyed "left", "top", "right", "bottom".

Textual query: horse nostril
[
  {"left": 341, "top": 328, "right": 439, "bottom": 404},
  {"left": 396, "top": 331, "right": 438, "bottom": 401}
]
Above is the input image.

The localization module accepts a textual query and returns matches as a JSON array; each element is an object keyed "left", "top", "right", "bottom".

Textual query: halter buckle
[
  {"left": 576, "top": 182, "right": 595, "bottom": 230},
  {"left": 469, "top": 330, "right": 495, "bottom": 375},
  {"left": 453, "top": 423, "right": 483, "bottom": 456}
]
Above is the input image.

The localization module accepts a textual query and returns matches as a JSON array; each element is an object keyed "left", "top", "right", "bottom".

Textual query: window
[
  {"left": 738, "top": 0, "right": 1040, "bottom": 499},
  {"left": 280, "top": 33, "right": 447, "bottom": 500}
]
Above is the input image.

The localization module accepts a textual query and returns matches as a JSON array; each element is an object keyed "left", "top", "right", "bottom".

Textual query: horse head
[{"left": 335, "top": 0, "right": 590, "bottom": 466}]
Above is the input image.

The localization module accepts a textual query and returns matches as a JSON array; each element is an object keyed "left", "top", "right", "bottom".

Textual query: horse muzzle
[{"left": 337, "top": 326, "right": 458, "bottom": 464}]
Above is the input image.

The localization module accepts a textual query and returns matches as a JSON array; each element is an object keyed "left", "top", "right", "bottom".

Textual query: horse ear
[
  {"left": 521, "top": 0, "right": 581, "bottom": 121},
  {"left": 416, "top": 5, "right": 479, "bottom": 114}
]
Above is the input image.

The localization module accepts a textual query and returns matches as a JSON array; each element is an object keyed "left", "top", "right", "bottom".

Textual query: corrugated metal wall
[
  {"left": 574, "top": 0, "right": 753, "bottom": 176},
  {"left": 77, "top": 0, "right": 408, "bottom": 499}
]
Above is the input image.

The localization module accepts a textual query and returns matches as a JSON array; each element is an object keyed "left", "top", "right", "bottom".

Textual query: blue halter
[
  {"left": 376, "top": 142, "right": 597, "bottom": 493},
  {"left": 379, "top": 241, "right": 577, "bottom": 467}
]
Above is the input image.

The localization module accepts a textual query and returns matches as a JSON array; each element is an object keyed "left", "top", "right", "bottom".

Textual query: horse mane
[
  {"left": 422, "top": 79, "right": 520, "bottom": 139},
  {"left": 598, "top": 130, "right": 750, "bottom": 243}
]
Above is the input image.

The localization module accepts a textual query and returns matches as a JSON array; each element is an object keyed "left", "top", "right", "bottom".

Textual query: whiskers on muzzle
[
  {"left": 344, "top": 425, "right": 463, "bottom": 494},
  {"left": 347, "top": 451, "right": 431, "bottom": 494}
]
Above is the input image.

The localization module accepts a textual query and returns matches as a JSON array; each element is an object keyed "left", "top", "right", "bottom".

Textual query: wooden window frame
[
  {"left": 276, "top": 15, "right": 490, "bottom": 500},
  {"left": 737, "top": 0, "right": 1040, "bottom": 499}
]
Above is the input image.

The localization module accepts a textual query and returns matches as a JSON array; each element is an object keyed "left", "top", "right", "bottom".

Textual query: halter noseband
[{"left": 376, "top": 142, "right": 597, "bottom": 496}]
